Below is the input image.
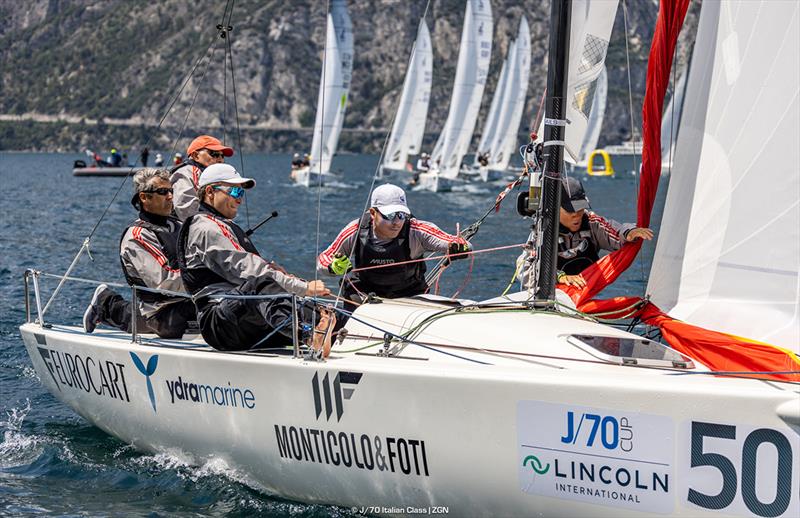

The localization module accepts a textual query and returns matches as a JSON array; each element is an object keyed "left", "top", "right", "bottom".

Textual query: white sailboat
[
  {"left": 647, "top": 0, "right": 799, "bottom": 351},
  {"left": 17, "top": 1, "right": 800, "bottom": 516},
  {"left": 380, "top": 20, "right": 433, "bottom": 176},
  {"left": 292, "top": 0, "right": 353, "bottom": 187},
  {"left": 467, "top": 16, "right": 531, "bottom": 182},
  {"left": 417, "top": 0, "right": 492, "bottom": 192},
  {"left": 576, "top": 65, "right": 607, "bottom": 166}
]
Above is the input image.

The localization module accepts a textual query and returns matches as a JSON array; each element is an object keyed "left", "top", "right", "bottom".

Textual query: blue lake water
[{"left": 0, "top": 151, "right": 662, "bottom": 515}]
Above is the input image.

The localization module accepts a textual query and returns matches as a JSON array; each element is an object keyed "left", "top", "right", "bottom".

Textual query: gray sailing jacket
[
  {"left": 120, "top": 221, "right": 187, "bottom": 317},
  {"left": 516, "top": 211, "right": 636, "bottom": 288},
  {"left": 170, "top": 162, "right": 203, "bottom": 221},
  {"left": 182, "top": 212, "right": 309, "bottom": 299}
]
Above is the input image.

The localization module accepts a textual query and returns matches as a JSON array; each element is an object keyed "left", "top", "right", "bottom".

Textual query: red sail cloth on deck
[{"left": 559, "top": 0, "right": 799, "bottom": 382}]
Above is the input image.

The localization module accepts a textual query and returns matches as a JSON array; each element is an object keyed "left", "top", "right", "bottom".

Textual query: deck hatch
[{"left": 567, "top": 334, "right": 695, "bottom": 369}]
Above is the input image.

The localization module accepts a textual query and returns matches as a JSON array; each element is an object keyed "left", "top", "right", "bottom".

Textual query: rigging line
[
  {"left": 219, "top": 0, "right": 234, "bottom": 145},
  {"left": 329, "top": 306, "right": 492, "bottom": 365},
  {"left": 350, "top": 243, "right": 525, "bottom": 273},
  {"left": 310, "top": 0, "right": 334, "bottom": 334},
  {"left": 334, "top": 0, "right": 435, "bottom": 306},
  {"left": 621, "top": 0, "right": 646, "bottom": 297},
  {"left": 223, "top": 1, "right": 250, "bottom": 228},
  {"left": 171, "top": 43, "right": 219, "bottom": 161}
]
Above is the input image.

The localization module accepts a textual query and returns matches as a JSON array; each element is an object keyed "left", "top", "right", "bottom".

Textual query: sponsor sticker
[{"left": 517, "top": 401, "right": 674, "bottom": 514}]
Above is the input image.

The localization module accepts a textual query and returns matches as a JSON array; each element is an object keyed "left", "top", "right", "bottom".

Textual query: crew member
[
  {"left": 83, "top": 168, "right": 196, "bottom": 338},
  {"left": 170, "top": 135, "right": 233, "bottom": 221},
  {"left": 178, "top": 164, "right": 334, "bottom": 354},
  {"left": 517, "top": 177, "right": 654, "bottom": 288},
  {"left": 317, "top": 183, "right": 470, "bottom": 304}
]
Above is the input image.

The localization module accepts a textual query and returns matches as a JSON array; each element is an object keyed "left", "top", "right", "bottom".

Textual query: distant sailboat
[
  {"left": 292, "top": 0, "right": 353, "bottom": 187},
  {"left": 417, "top": 0, "right": 492, "bottom": 192},
  {"left": 380, "top": 20, "right": 433, "bottom": 176},
  {"left": 660, "top": 70, "right": 686, "bottom": 171},
  {"left": 577, "top": 65, "right": 607, "bottom": 166}
]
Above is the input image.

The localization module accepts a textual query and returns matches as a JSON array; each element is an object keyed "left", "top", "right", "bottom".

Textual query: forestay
[
  {"left": 430, "top": 0, "right": 492, "bottom": 178},
  {"left": 309, "top": 0, "right": 353, "bottom": 176},
  {"left": 648, "top": 0, "right": 800, "bottom": 352},
  {"left": 382, "top": 20, "right": 433, "bottom": 171}
]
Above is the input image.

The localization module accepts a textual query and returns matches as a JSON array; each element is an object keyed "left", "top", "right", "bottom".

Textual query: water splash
[{"left": 0, "top": 400, "right": 43, "bottom": 469}]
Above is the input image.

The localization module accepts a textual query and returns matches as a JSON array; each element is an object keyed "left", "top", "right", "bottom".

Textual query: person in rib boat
[
  {"left": 177, "top": 164, "right": 335, "bottom": 354},
  {"left": 171, "top": 135, "right": 233, "bottom": 221},
  {"left": 83, "top": 168, "right": 196, "bottom": 338},
  {"left": 317, "top": 183, "right": 470, "bottom": 307},
  {"left": 517, "top": 176, "right": 654, "bottom": 288}
]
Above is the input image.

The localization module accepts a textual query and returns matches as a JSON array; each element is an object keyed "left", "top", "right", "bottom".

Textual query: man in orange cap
[{"left": 170, "top": 135, "right": 234, "bottom": 221}]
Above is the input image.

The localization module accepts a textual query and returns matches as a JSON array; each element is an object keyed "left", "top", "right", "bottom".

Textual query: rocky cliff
[{"left": 0, "top": 0, "right": 699, "bottom": 153}]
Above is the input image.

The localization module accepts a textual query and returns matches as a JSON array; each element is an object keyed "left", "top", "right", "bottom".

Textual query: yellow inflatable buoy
[{"left": 587, "top": 150, "right": 615, "bottom": 176}]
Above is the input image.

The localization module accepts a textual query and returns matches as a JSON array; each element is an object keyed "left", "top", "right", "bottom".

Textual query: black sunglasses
[
  {"left": 202, "top": 149, "right": 225, "bottom": 159},
  {"left": 142, "top": 187, "right": 173, "bottom": 196},
  {"left": 377, "top": 210, "right": 407, "bottom": 221}
]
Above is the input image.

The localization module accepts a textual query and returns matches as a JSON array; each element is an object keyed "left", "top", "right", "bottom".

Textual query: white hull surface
[
  {"left": 414, "top": 172, "right": 454, "bottom": 192},
  {"left": 73, "top": 166, "right": 147, "bottom": 177},
  {"left": 19, "top": 296, "right": 800, "bottom": 517}
]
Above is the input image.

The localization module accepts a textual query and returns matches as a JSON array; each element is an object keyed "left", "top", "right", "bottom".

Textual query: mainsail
[
  {"left": 474, "top": 39, "right": 513, "bottom": 166},
  {"left": 309, "top": 0, "right": 353, "bottom": 176},
  {"left": 563, "top": 0, "right": 618, "bottom": 163},
  {"left": 577, "top": 65, "right": 607, "bottom": 164},
  {"left": 382, "top": 20, "right": 433, "bottom": 171},
  {"left": 487, "top": 15, "right": 531, "bottom": 171},
  {"left": 430, "top": 0, "right": 492, "bottom": 179},
  {"left": 648, "top": 0, "right": 800, "bottom": 352}
]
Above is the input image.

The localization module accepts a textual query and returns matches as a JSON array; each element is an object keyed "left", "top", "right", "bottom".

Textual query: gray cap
[{"left": 560, "top": 177, "right": 591, "bottom": 212}]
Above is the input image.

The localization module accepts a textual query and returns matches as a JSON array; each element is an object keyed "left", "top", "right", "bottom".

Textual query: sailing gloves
[
  {"left": 329, "top": 253, "right": 353, "bottom": 275},
  {"left": 447, "top": 242, "right": 471, "bottom": 261}
]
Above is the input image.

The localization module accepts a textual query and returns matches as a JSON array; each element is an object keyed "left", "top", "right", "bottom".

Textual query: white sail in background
[
  {"left": 660, "top": 70, "right": 687, "bottom": 167},
  {"left": 309, "top": 0, "right": 353, "bottom": 176},
  {"left": 577, "top": 65, "right": 607, "bottom": 164},
  {"left": 475, "top": 40, "right": 513, "bottom": 164},
  {"left": 562, "top": 0, "right": 618, "bottom": 163},
  {"left": 430, "top": 0, "right": 492, "bottom": 179},
  {"left": 488, "top": 15, "right": 531, "bottom": 171},
  {"left": 382, "top": 20, "right": 433, "bottom": 171},
  {"left": 648, "top": 0, "right": 800, "bottom": 352}
]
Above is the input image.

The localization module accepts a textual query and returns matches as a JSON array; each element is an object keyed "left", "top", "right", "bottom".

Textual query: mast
[{"left": 536, "top": 0, "right": 571, "bottom": 302}]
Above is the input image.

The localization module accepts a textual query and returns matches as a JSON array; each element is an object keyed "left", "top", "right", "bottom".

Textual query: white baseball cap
[
  {"left": 371, "top": 184, "right": 410, "bottom": 216},
  {"left": 198, "top": 163, "right": 256, "bottom": 189}
]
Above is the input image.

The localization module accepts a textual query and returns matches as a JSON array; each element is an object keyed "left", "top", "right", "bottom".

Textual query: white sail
[
  {"left": 309, "top": 0, "right": 353, "bottom": 176},
  {"left": 660, "top": 70, "right": 687, "bottom": 167},
  {"left": 577, "top": 65, "right": 607, "bottom": 164},
  {"left": 382, "top": 20, "right": 433, "bottom": 171},
  {"left": 475, "top": 40, "right": 513, "bottom": 163},
  {"left": 488, "top": 15, "right": 531, "bottom": 171},
  {"left": 430, "top": 0, "right": 492, "bottom": 179},
  {"left": 648, "top": 0, "right": 800, "bottom": 352},
  {"left": 562, "top": 0, "right": 618, "bottom": 163}
]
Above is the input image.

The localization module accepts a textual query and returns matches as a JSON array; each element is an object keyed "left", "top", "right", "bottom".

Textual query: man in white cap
[
  {"left": 171, "top": 135, "right": 234, "bottom": 221},
  {"left": 317, "top": 183, "right": 470, "bottom": 304},
  {"left": 178, "top": 163, "right": 334, "bottom": 354}
]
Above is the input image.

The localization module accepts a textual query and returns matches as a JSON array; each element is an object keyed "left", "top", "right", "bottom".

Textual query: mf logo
[
  {"left": 311, "top": 371, "right": 362, "bottom": 422},
  {"left": 522, "top": 455, "right": 550, "bottom": 475},
  {"left": 130, "top": 352, "right": 159, "bottom": 413}
]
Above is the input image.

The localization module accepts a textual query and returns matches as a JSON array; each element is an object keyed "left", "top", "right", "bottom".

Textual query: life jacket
[
  {"left": 346, "top": 212, "right": 427, "bottom": 299},
  {"left": 177, "top": 204, "right": 260, "bottom": 296},
  {"left": 170, "top": 159, "right": 205, "bottom": 188},
  {"left": 119, "top": 212, "right": 182, "bottom": 303},
  {"left": 557, "top": 214, "right": 599, "bottom": 275}
]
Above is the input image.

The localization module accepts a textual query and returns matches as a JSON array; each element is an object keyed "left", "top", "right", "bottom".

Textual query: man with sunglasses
[
  {"left": 178, "top": 163, "right": 335, "bottom": 354},
  {"left": 83, "top": 168, "right": 196, "bottom": 338},
  {"left": 170, "top": 135, "right": 234, "bottom": 221},
  {"left": 317, "top": 183, "right": 471, "bottom": 304}
]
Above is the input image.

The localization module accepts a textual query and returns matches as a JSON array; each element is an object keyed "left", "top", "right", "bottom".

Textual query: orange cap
[{"left": 186, "top": 135, "right": 234, "bottom": 157}]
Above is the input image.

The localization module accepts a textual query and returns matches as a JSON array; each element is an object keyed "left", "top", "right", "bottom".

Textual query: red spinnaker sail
[{"left": 560, "top": 0, "right": 799, "bottom": 382}]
